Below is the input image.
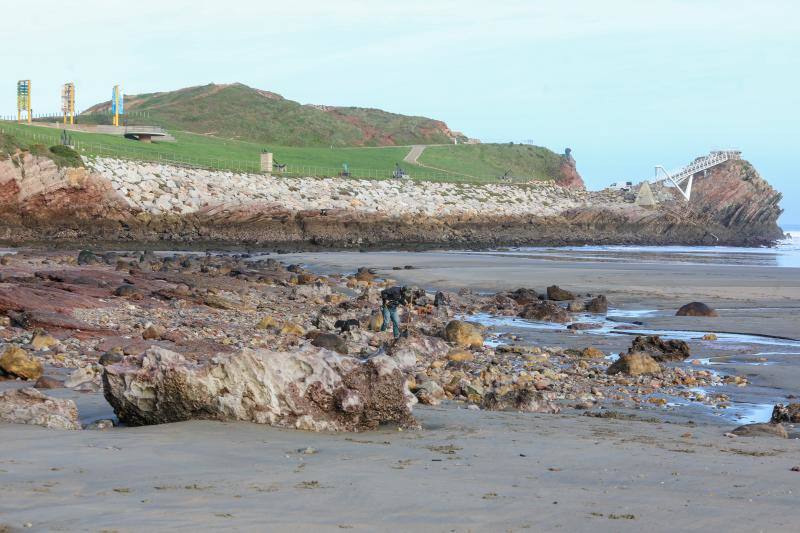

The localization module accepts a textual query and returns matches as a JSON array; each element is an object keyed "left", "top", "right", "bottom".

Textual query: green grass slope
[
  {"left": 81, "top": 83, "right": 462, "bottom": 147},
  {"left": 418, "top": 143, "right": 564, "bottom": 181},
  {"left": 0, "top": 122, "right": 415, "bottom": 177},
  {"left": 0, "top": 123, "right": 563, "bottom": 183},
  {"left": 0, "top": 131, "right": 83, "bottom": 168}
]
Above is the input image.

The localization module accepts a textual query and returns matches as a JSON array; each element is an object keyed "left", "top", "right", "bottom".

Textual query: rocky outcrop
[
  {"left": 518, "top": 301, "right": 570, "bottom": 323},
  {"left": 627, "top": 335, "right": 691, "bottom": 362},
  {"left": 0, "top": 152, "right": 130, "bottom": 240},
  {"left": 0, "top": 388, "right": 81, "bottom": 430},
  {"left": 547, "top": 285, "right": 575, "bottom": 301},
  {"left": 556, "top": 151, "right": 585, "bottom": 189},
  {"left": 731, "top": 422, "right": 788, "bottom": 438},
  {"left": 386, "top": 334, "right": 450, "bottom": 371},
  {"left": 585, "top": 295, "right": 608, "bottom": 314},
  {"left": 0, "top": 346, "right": 43, "bottom": 380},
  {"left": 102, "top": 346, "right": 417, "bottom": 431},
  {"left": 771, "top": 403, "right": 800, "bottom": 424},
  {"left": 676, "top": 302, "right": 718, "bottom": 317},
  {"left": 508, "top": 288, "right": 539, "bottom": 305},
  {"left": 607, "top": 352, "right": 661, "bottom": 376},
  {"left": 687, "top": 160, "right": 784, "bottom": 244},
  {"left": 442, "top": 320, "right": 483, "bottom": 349},
  {"left": 0, "top": 153, "right": 784, "bottom": 247},
  {"left": 414, "top": 380, "right": 446, "bottom": 406},
  {"left": 482, "top": 386, "right": 560, "bottom": 414}
]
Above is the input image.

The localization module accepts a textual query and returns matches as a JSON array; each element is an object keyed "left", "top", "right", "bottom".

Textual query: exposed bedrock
[
  {"left": 0, "top": 154, "right": 784, "bottom": 247},
  {"left": 556, "top": 152, "right": 585, "bottom": 189},
  {"left": 0, "top": 388, "right": 81, "bottom": 430},
  {"left": 102, "top": 346, "right": 418, "bottom": 431},
  {"left": 0, "top": 153, "right": 130, "bottom": 236}
]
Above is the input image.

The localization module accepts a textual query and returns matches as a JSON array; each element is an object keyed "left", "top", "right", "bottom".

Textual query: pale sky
[{"left": 3, "top": 0, "right": 798, "bottom": 223}]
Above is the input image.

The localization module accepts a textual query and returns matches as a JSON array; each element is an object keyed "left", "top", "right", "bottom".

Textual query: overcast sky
[{"left": 3, "top": 0, "right": 798, "bottom": 223}]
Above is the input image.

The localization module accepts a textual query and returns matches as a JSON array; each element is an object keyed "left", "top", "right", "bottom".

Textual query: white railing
[{"left": 655, "top": 150, "right": 740, "bottom": 201}]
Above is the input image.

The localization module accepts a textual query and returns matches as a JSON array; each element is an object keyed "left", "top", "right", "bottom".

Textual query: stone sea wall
[
  {"left": 0, "top": 154, "right": 784, "bottom": 247},
  {"left": 91, "top": 157, "right": 589, "bottom": 218}
]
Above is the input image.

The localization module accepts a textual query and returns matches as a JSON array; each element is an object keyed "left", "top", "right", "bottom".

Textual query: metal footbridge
[{"left": 655, "top": 150, "right": 741, "bottom": 201}]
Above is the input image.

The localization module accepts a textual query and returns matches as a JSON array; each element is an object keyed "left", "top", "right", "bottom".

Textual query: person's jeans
[{"left": 381, "top": 305, "right": 400, "bottom": 338}]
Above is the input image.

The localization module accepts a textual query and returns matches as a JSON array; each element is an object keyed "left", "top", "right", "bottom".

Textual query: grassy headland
[
  {"left": 419, "top": 143, "right": 565, "bottom": 181},
  {"left": 0, "top": 122, "right": 563, "bottom": 183},
  {"left": 0, "top": 131, "right": 83, "bottom": 168},
  {"left": 79, "top": 83, "right": 462, "bottom": 147}
]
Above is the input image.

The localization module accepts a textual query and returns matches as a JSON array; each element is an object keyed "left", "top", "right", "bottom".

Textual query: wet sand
[
  {"left": 2, "top": 406, "right": 799, "bottom": 532},
  {"left": 280, "top": 250, "right": 800, "bottom": 315},
  {"left": 2, "top": 249, "right": 800, "bottom": 531}
]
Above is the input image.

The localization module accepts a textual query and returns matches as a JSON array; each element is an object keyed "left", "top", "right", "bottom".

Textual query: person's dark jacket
[{"left": 381, "top": 286, "right": 407, "bottom": 307}]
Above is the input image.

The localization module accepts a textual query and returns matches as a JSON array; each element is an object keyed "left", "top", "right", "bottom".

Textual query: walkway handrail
[
  {"left": 655, "top": 150, "right": 741, "bottom": 201},
  {"left": 124, "top": 125, "right": 166, "bottom": 134}
]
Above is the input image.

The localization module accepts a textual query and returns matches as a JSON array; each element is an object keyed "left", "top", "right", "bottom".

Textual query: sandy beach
[
  {"left": 1, "top": 247, "right": 799, "bottom": 531},
  {"left": 2, "top": 405, "right": 799, "bottom": 532},
  {"left": 3, "top": 1, "right": 798, "bottom": 530}
]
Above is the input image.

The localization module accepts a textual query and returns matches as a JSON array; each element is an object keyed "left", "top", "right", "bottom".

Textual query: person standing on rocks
[{"left": 380, "top": 286, "right": 421, "bottom": 339}]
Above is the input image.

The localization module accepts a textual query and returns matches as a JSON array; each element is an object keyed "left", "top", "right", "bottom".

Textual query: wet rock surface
[
  {"left": 546, "top": 285, "right": 575, "bottom": 301},
  {"left": 607, "top": 352, "right": 661, "bottom": 376},
  {"left": 0, "top": 250, "right": 764, "bottom": 432},
  {"left": 676, "top": 302, "right": 719, "bottom": 317},
  {"left": 519, "top": 301, "right": 570, "bottom": 323},
  {"left": 585, "top": 295, "right": 608, "bottom": 314},
  {"left": 771, "top": 403, "right": 800, "bottom": 423},
  {"left": 731, "top": 422, "right": 788, "bottom": 438},
  {"left": 628, "top": 335, "right": 691, "bottom": 362},
  {"left": 0, "top": 388, "right": 81, "bottom": 430}
]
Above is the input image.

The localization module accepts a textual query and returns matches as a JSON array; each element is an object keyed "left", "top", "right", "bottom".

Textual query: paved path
[{"left": 403, "top": 144, "right": 426, "bottom": 164}]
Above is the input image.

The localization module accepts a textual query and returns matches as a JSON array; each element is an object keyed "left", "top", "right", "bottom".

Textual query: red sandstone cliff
[
  {"left": 683, "top": 159, "right": 783, "bottom": 242},
  {"left": 0, "top": 152, "right": 130, "bottom": 238},
  {"left": 556, "top": 153, "right": 585, "bottom": 189}
]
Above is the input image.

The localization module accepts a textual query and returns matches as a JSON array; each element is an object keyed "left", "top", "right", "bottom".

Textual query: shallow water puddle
[
  {"left": 608, "top": 328, "right": 800, "bottom": 348},
  {"left": 693, "top": 357, "right": 778, "bottom": 367},
  {"left": 471, "top": 309, "right": 800, "bottom": 349},
  {"left": 607, "top": 308, "right": 662, "bottom": 319},
  {"left": 665, "top": 391, "right": 775, "bottom": 424},
  {"left": 467, "top": 308, "right": 799, "bottom": 425}
]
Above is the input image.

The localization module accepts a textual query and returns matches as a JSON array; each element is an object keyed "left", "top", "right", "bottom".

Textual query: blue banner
[{"left": 111, "top": 85, "right": 124, "bottom": 115}]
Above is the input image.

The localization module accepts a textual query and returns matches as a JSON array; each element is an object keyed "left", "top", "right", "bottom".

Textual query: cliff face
[
  {"left": 684, "top": 160, "right": 784, "bottom": 244},
  {"left": 556, "top": 154, "right": 585, "bottom": 189},
  {"left": 0, "top": 153, "right": 130, "bottom": 240},
  {"left": 0, "top": 153, "right": 784, "bottom": 248}
]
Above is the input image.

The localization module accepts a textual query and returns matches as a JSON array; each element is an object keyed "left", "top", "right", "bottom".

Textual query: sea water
[{"left": 463, "top": 224, "right": 800, "bottom": 268}]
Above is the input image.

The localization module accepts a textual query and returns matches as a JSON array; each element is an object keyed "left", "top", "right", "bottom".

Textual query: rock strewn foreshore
[
  {"left": 0, "top": 250, "right": 767, "bottom": 432},
  {"left": 0, "top": 153, "right": 784, "bottom": 247}
]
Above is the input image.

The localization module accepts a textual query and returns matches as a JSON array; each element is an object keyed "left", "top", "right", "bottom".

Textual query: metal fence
[
  {"left": 0, "top": 111, "right": 152, "bottom": 122},
  {"left": 0, "top": 121, "right": 537, "bottom": 184}
]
